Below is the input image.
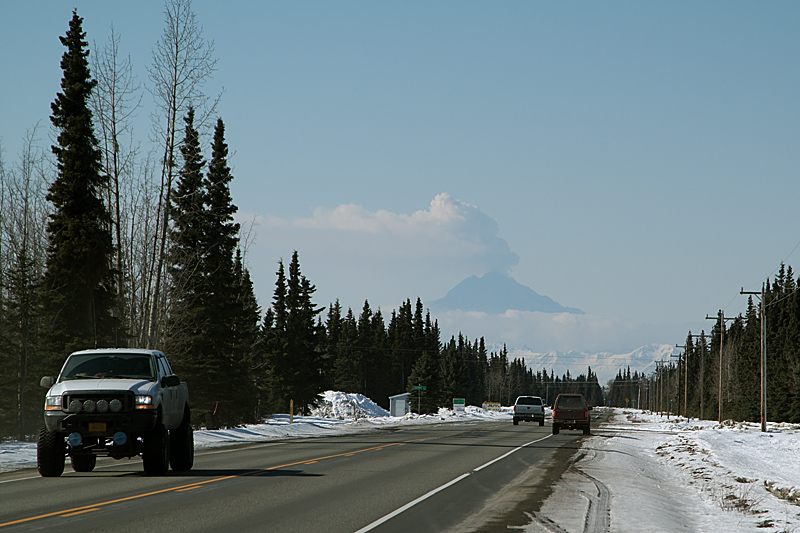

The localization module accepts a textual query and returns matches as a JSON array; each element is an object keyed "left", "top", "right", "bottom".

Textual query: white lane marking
[
  {"left": 354, "top": 433, "right": 553, "bottom": 532},
  {"left": 354, "top": 473, "right": 471, "bottom": 533},
  {"left": 0, "top": 475, "right": 39, "bottom": 485},
  {"left": 474, "top": 434, "right": 552, "bottom": 472}
]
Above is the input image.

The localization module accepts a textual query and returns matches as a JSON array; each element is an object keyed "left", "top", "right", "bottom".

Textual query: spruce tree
[
  {"left": 289, "top": 253, "right": 324, "bottom": 413},
  {"left": 265, "top": 261, "right": 289, "bottom": 411},
  {"left": 407, "top": 350, "right": 440, "bottom": 413},
  {"left": 230, "top": 249, "right": 260, "bottom": 423},
  {"left": 265, "top": 253, "right": 323, "bottom": 414},
  {"left": 366, "top": 308, "right": 390, "bottom": 407},
  {"left": 321, "top": 300, "right": 342, "bottom": 390},
  {"left": 166, "top": 107, "right": 213, "bottom": 422},
  {"left": 333, "top": 308, "right": 359, "bottom": 392},
  {"left": 203, "top": 118, "right": 253, "bottom": 425},
  {"left": 44, "top": 10, "right": 119, "bottom": 358}
]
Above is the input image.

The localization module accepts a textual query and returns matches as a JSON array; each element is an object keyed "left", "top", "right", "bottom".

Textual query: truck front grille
[{"left": 63, "top": 391, "right": 135, "bottom": 413}]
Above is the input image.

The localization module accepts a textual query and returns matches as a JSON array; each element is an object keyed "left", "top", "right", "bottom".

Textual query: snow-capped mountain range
[{"left": 500, "top": 343, "right": 675, "bottom": 385}]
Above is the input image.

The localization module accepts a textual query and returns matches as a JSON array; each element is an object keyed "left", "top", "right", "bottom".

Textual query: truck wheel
[
  {"left": 513, "top": 418, "right": 519, "bottom": 425},
  {"left": 70, "top": 454, "right": 97, "bottom": 472},
  {"left": 169, "top": 409, "right": 194, "bottom": 472},
  {"left": 143, "top": 423, "right": 170, "bottom": 476},
  {"left": 539, "top": 419, "right": 545, "bottom": 426},
  {"left": 552, "top": 424, "right": 560, "bottom": 435},
  {"left": 583, "top": 426, "right": 591, "bottom": 435},
  {"left": 37, "top": 426, "right": 65, "bottom": 477}
]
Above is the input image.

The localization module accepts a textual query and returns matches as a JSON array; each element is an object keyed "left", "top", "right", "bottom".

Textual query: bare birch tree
[
  {"left": 91, "top": 25, "right": 143, "bottom": 346},
  {"left": 0, "top": 127, "right": 52, "bottom": 438},
  {"left": 147, "top": 0, "right": 219, "bottom": 348}
]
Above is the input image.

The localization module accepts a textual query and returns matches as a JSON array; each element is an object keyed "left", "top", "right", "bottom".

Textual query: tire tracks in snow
[{"left": 522, "top": 448, "right": 611, "bottom": 533}]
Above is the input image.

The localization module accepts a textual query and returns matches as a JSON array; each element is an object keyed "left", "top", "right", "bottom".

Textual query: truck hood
[{"left": 49, "top": 379, "right": 156, "bottom": 396}]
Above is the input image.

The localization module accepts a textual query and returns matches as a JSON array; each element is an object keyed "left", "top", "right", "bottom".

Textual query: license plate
[{"left": 89, "top": 422, "right": 106, "bottom": 433}]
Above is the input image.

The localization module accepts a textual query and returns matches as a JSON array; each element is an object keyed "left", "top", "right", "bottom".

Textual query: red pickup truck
[{"left": 551, "top": 393, "right": 591, "bottom": 435}]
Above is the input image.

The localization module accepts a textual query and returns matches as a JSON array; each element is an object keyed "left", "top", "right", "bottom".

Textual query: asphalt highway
[{"left": 0, "top": 419, "right": 590, "bottom": 533}]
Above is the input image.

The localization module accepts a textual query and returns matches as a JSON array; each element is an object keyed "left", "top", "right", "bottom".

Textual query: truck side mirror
[
  {"left": 40, "top": 376, "right": 55, "bottom": 389},
  {"left": 161, "top": 375, "right": 180, "bottom": 388}
]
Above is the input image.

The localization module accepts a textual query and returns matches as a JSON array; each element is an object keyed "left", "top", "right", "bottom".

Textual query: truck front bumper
[{"left": 44, "top": 410, "right": 158, "bottom": 436}]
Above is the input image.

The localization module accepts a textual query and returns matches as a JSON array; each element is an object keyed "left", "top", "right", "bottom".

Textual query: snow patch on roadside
[
  {"left": 0, "top": 441, "right": 37, "bottom": 474},
  {"left": 311, "top": 391, "right": 390, "bottom": 419}
]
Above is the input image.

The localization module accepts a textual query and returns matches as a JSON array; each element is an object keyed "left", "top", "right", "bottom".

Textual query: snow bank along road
[
  {"left": 526, "top": 409, "right": 800, "bottom": 533},
  {"left": 0, "top": 420, "right": 587, "bottom": 532}
]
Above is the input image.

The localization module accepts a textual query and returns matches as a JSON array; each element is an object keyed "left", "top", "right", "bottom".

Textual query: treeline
[
  {"left": 0, "top": 4, "right": 605, "bottom": 439},
  {"left": 606, "top": 367, "right": 645, "bottom": 408},
  {"left": 606, "top": 263, "right": 800, "bottom": 423}
]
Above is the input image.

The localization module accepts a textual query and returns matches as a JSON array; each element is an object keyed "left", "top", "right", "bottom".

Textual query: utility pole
[
  {"left": 676, "top": 344, "right": 687, "bottom": 419},
  {"left": 670, "top": 352, "right": 681, "bottom": 418},
  {"left": 654, "top": 360, "right": 665, "bottom": 416},
  {"left": 637, "top": 379, "right": 641, "bottom": 411},
  {"left": 742, "top": 284, "right": 767, "bottom": 432},
  {"left": 698, "top": 331, "right": 707, "bottom": 420},
  {"left": 706, "top": 310, "right": 735, "bottom": 423}
]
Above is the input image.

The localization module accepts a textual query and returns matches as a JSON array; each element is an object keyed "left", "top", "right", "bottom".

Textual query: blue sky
[{"left": 2, "top": 2, "right": 799, "bottom": 354}]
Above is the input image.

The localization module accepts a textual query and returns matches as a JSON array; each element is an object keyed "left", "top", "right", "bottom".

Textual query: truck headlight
[
  {"left": 45, "top": 395, "right": 62, "bottom": 411},
  {"left": 135, "top": 395, "right": 154, "bottom": 409}
]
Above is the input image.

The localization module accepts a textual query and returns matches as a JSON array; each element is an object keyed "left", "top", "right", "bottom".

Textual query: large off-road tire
[
  {"left": 37, "top": 426, "right": 65, "bottom": 477},
  {"left": 143, "top": 422, "right": 170, "bottom": 476},
  {"left": 583, "top": 425, "right": 591, "bottom": 436},
  {"left": 70, "top": 454, "right": 97, "bottom": 472},
  {"left": 513, "top": 418, "right": 519, "bottom": 426},
  {"left": 552, "top": 424, "right": 560, "bottom": 435},
  {"left": 169, "top": 408, "right": 194, "bottom": 472}
]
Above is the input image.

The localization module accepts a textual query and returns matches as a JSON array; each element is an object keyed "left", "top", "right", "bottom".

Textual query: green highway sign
[{"left": 412, "top": 385, "right": 426, "bottom": 390}]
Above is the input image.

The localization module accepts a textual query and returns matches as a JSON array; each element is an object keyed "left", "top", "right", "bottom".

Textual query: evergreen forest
[
  {"left": 606, "top": 263, "right": 800, "bottom": 424},
  {"left": 0, "top": 4, "right": 602, "bottom": 439}
]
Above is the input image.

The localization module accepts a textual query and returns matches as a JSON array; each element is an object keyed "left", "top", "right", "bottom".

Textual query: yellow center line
[
  {"left": 60, "top": 508, "right": 99, "bottom": 518},
  {"left": 0, "top": 432, "right": 456, "bottom": 528},
  {"left": 0, "top": 474, "right": 238, "bottom": 528}
]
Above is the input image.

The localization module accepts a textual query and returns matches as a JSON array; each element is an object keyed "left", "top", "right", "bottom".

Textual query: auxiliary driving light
[
  {"left": 109, "top": 399, "right": 122, "bottom": 412},
  {"left": 113, "top": 431, "right": 127, "bottom": 446},
  {"left": 69, "top": 399, "right": 82, "bottom": 413},
  {"left": 96, "top": 399, "right": 109, "bottom": 413},
  {"left": 68, "top": 432, "right": 82, "bottom": 447},
  {"left": 83, "top": 400, "right": 96, "bottom": 413}
]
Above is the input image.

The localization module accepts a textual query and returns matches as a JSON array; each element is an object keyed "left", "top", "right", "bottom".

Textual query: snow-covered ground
[
  {"left": 525, "top": 408, "right": 800, "bottom": 533},
  {"left": 2, "top": 395, "right": 798, "bottom": 532}
]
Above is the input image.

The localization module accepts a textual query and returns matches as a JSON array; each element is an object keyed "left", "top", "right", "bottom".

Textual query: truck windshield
[{"left": 60, "top": 354, "right": 155, "bottom": 381}]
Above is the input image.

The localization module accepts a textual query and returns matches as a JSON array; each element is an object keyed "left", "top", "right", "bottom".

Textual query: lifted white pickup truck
[
  {"left": 38, "top": 348, "right": 193, "bottom": 477},
  {"left": 512, "top": 395, "right": 545, "bottom": 426}
]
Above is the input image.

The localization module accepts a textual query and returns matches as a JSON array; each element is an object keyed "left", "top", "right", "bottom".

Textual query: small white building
[{"left": 388, "top": 393, "right": 410, "bottom": 417}]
